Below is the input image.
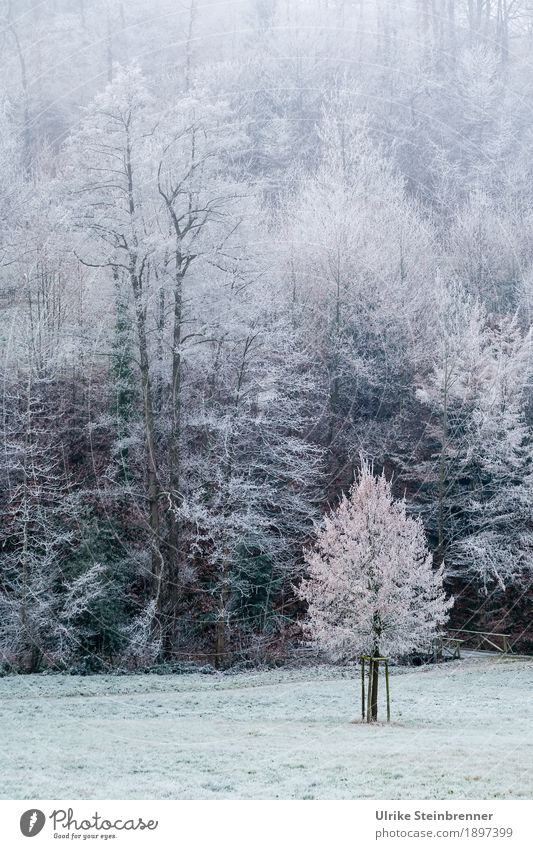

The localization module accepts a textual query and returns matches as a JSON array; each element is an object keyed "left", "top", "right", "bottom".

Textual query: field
[{"left": 0, "top": 656, "right": 531, "bottom": 800}]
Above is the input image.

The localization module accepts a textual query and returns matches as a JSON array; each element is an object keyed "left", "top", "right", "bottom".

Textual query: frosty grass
[{"left": 0, "top": 655, "right": 531, "bottom": 800}]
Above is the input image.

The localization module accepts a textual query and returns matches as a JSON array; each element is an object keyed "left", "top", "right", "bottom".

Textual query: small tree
[{"left": 297, "top": 462, "right": 452, "bottom": 721}]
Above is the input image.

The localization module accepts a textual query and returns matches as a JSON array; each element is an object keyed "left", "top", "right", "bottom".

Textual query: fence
[{"left": 448, "top": 629, "right": 511, "bottom": 654}]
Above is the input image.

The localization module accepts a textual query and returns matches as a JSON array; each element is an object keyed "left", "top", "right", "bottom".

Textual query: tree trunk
[
  {"left": 184, "top": 0, "right": 196, "bottom": 92},
  {"left": 213, "top": 342, "right": 252, "bottom": 669},
  {"left": 369, "top": 627, "right": 381, "bottom": 722},
  {"left": 124, "top": 129, "right": 163, "bottom": 621},
  {"left": 106, "top": 9, "right": 114, "bottom": 83},
  {"left": 29, "top": 643, "right": 42, "bottom": 674},
  {"left": 437, "top": 352, "right": 450, "bottom": 565},
  {"left": 7, "top": 15, "right": 32, "bottom": 175},
  {"left": 214, "top": 575, "right": 230, "bottom": 669},
  {"left": 131, "top": 269, "right": 162, "bottom": 601},
  {"left": 370, "top": 654, "right": 379, "bottom": 721},
  {"left": 164, "top": 269, "right": 184, "bottom": 655}
]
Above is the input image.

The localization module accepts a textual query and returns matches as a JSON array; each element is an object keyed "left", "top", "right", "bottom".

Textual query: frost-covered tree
[
  {"left": 180, "top": 258, "right": 324, "bottom": 666},
  {"left": 0, "top": 370, "right": 85, "bottom": 671},
  {"left": 447, "top": 189, "right": 522, "bottom": 312},
  {"left": 154, "top": 90, "right": 247, "bottom": 637},
  {"left": 417, "top": 289, "right": 533, "bottom": 596},
  {"left": 449, "top": 317, "right": 533, "bottom": 594},
  {"left": 284, "top": 95, "right": 436, "bottom": 492},
  {"left": 0, "top": 391, "right": 70, "bottom": 672},
  {"left": 415, "top": 284, "right": 489, "bottom": 564},
  {"left": 298, "top": 463, "right": 451, "bottom": 710},
  {"left": 66, "top": 64, "right": 167, "bottom": 634}
]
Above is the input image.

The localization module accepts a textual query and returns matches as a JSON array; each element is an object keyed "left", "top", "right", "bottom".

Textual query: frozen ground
[{"left": 0, "top": 656, "right": 531, "bottom": 799}]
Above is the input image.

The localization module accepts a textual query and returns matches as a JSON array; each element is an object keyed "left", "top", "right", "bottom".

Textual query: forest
[{"left": 0, "top": 0, "right": 532, "bottom": 673}]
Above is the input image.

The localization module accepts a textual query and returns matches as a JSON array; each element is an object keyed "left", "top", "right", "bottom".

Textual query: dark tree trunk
[{"left": 370, "top": 654, "right": 379, "bottom": 721}]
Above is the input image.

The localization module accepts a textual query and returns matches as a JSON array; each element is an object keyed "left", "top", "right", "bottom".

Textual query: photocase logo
[
  {"left": 19, "top": 807, "right": 159, "bottom": 838},
  {"left": 20, "top": 810, "right": 46, "bottom": 838}
]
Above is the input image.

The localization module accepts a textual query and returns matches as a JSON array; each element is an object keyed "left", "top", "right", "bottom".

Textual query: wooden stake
[
  {"left": 361, "top": 658, "right": 365, "bottom": 720},
  {"left": 366, "top": 658, "right": 373, "bottom": 722},
  {"left": 385, "top": 660, "right": 390, "bottom": 722}
]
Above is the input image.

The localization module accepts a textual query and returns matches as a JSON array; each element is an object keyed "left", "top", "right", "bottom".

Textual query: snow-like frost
[{"left": 0, "top": 656, "right": 530, "bottom": 800}]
